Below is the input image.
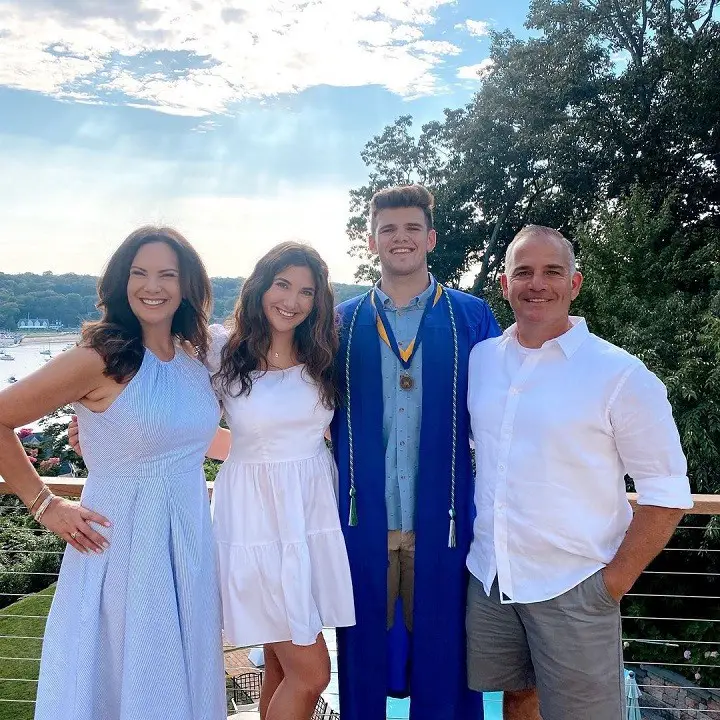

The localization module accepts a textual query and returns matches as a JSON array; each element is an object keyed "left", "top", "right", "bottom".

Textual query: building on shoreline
[{"left": 17, "top": 317, "right": 64, "bottom": 331}]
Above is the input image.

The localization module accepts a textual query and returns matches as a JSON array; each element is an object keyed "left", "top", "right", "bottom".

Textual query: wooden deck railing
[
  {"left": 0, "top": 477, "right": 720, "bottom": 515},
  {"left": 1, "top": 479, "right": 718, "bottom": 514}
]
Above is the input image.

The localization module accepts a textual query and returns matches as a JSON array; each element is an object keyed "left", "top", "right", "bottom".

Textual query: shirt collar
[
  {"left": 503, "top": 316, "right": 589, "bottom": 358},
  {"left": 374, "top": 274, "right": 436, "bottom": 310}
]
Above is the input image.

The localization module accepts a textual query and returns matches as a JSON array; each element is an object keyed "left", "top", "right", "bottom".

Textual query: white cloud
[
  {"left": 0, "top": 135, "right": 360, "bottom": 282},
  {"left": 0, "top": 0, "right": 460, "bottom": 116},
  {"left": 455, "top": 19, "right": 491, "bottom": 37},
  {"left": 160, "top": 190, "right": 358, "bottom": 284},
  {"left": 457, "top": 58, "right": 494, "bottom": 80}
]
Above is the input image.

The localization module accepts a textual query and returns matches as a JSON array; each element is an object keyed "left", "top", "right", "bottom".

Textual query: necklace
[{"left": 268, "top": 346, "right": 296, "bottom": 369}]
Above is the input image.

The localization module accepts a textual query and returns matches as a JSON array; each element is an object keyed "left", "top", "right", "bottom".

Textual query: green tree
[
  {"left": 576, "top": 188, "right": 720, "bottom": 494},
  {"left": 347, "top": 0, "right": 720, "bottom": 294},
  {"left": 37, "top": 407, "right": 87, "bottom": 476},
  {"left": 0, "top": 273, "right": 367, "bottom": 328},
  {"left": 0, "top": 298, "right": 21, "bottom": 331}
]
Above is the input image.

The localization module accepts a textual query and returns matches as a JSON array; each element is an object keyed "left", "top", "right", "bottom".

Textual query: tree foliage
[
  {"left": 576, "top": 190, "right": 720, "bottom": 493},
  {"left": 348, "top": 0, "right": 719, "bottom": 291},
  {"left": 0, "top": 274, "right": 367, "bottom": 330},
  {"left": 0, "top": 497, "right": 63, "bottom": 610}
]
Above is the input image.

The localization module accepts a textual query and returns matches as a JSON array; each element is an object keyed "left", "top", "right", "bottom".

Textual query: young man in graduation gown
[{"left": 331, "top": 184, "right": 501, "bottom": 720}]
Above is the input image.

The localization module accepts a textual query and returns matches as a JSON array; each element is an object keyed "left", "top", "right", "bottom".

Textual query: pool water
[{"left": 387, "top": 693, "right": 503, "bottom": 719}]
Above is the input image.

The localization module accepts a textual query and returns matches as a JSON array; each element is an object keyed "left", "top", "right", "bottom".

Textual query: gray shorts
[{"left": 466, "top": 570, "right": 625, "bottom": 720}]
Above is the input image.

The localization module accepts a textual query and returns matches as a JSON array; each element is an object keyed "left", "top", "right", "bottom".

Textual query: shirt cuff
[{"left": 634, "top": 475, "right": 694, "bottom": 509}]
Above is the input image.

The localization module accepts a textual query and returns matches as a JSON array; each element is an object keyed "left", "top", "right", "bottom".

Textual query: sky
[{"left": 0, "top": 0, "right": 531, "bottom": 283}]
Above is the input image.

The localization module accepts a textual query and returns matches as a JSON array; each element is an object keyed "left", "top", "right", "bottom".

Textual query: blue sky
[{"left": 0, "top": 0, "right": 531, "bottom": 282}]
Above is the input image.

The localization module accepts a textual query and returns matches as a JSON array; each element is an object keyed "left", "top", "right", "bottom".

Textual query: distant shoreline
[{"left": 19, "top": 333, "right": 80, "bottom": 346}]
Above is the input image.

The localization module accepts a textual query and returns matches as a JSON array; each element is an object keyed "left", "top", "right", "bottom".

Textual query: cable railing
[{"left": 0, "top": 480, "right": 717, "bottom": 720}]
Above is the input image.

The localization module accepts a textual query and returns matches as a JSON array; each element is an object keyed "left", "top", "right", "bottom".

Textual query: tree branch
[
  {"left": 683, "top": 0, "right": 699, "bottom": 34},
  {"left": 609, "top": 0, "right": 644, "bottom": 67},
  {"left": 470, "top": 194, "right": 517, "bottom": 295},
  {"left": 698, "top": 0, "right": 717, "bottom": 34}
]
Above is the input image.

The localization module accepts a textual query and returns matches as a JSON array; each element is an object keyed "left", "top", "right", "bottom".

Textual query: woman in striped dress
[{"left": 0, "top": 227, "right": 227, "bottom": 720}]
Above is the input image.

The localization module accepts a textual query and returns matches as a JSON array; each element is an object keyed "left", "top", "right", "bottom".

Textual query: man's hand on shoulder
[{"left": 68, "top": 415, "right": 83, "bottom": 457}]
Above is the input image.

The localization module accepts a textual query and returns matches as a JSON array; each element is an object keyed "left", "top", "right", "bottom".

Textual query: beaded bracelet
[{"left": 33, "top": 494, "right": 55, "bottom": 523}]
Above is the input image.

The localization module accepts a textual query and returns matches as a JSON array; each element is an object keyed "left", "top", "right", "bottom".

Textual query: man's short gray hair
[{"left": 505, "top": 225, "right": 576, "bottom": 273}]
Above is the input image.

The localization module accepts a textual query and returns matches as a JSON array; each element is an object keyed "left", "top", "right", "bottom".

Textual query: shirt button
[
  {"left": 499, "top": 464, "right": 505, "bottom": 471},
  {"left": 510, "top": 387, "right": 519, "bottom": 395},
  {"left": 399, "top": 408, "right": 405, "bottom": 413}
]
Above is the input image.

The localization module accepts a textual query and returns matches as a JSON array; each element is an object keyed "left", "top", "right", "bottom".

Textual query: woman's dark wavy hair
[
  {"left": 81, "top": 226, "right": 213, "bottom": 383},
  {"left": 215, "top": 242, "right": 338, "bottom": 408}
]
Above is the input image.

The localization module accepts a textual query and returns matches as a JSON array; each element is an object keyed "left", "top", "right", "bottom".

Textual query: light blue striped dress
[{"left": 35, "top": 346, "right": 226, "bottom": 720}]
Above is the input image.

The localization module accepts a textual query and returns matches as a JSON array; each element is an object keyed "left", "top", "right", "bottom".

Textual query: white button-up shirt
[{"left": 466, "top": 317, "right": 693, "bottom": 604}]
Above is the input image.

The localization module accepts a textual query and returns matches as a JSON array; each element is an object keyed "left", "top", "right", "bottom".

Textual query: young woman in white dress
[{"left": 205, "top": 242, "right": 355, "bottom": 720}]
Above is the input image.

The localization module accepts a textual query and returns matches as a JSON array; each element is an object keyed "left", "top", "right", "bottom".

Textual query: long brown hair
[
  {"left": 81, "top": 226, "right": 213, "bottom": 382},
  {"left": 215, "top": 242, "right": 338, "bottom": 408}
]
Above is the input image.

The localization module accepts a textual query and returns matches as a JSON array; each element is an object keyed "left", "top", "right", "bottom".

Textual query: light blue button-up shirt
[{"left": 374, "top": 277, "right": 436, "bottom": 532}]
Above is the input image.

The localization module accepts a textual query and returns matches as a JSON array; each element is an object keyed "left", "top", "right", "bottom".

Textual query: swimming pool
[{"left": 386, "top": 693, "right": 503, "bottom": 719}]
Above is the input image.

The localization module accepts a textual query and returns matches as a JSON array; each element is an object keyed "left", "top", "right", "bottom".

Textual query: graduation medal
[{"left": 370, "top": 281, "right": 444, "bottom": 392}]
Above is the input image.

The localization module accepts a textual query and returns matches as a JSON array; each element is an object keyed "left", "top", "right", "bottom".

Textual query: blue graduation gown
[{"left": 331, "top": 288, "right": 501, "bottom": 720}]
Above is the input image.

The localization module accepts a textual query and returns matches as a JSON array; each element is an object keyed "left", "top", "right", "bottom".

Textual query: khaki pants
[{"left": 387, "top": 530, "right": 415, "bottom": 631}]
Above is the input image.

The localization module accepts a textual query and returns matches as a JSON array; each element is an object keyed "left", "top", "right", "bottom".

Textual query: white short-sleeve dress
[{"left": 207, "top": 325, "right": 355, "bottom": 646}]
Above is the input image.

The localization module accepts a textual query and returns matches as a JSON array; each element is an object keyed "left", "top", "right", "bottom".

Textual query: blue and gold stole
[{"left": 369, "top": 281, "right": 443, "bottom": 389}]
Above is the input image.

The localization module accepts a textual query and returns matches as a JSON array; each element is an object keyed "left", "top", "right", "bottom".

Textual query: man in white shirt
[{"left": 465, "top": 225, "right": 693, "bottom": 720}]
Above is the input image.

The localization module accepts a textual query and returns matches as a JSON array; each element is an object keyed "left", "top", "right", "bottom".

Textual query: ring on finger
[{"left": 70, "top": 531, "right": 78, "bottom": 540}]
